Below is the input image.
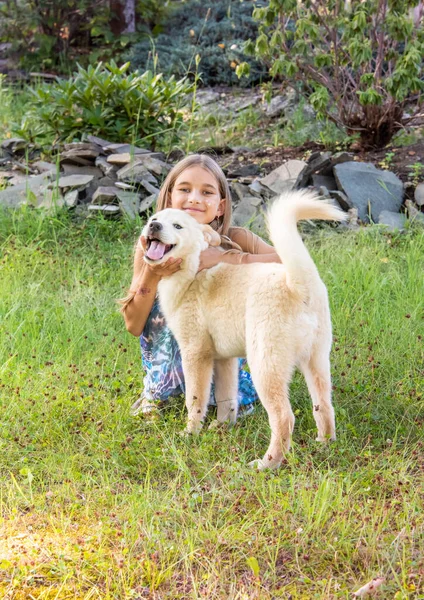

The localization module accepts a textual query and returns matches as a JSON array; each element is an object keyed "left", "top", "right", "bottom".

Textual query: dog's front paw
[
  {"left": 248, "top": 458, "right": 266, "bottom": 471},
  {"left": 181, "top": 420, "right": 203, "bottom": 436},
  {"left": 316, "top": 433, "right": 336, "bottom": 443},
  {"left": 249, "top": 453, "right": 283, "bottom": 470}
]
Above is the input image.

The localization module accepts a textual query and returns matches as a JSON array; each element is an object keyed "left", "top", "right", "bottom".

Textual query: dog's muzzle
[{"left": 145, "top": 221, "right": 175, "bottom": 261}]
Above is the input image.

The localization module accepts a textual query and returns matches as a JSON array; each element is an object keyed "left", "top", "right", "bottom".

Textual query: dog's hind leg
[
  {"left": 300, "top": 353, "right": 336, "bottom": 442},
  {"left": 181, "top": 355, "right": 214, "bottom": 434},
  {"left": 248, "top": 361, "right": 295, "bottom": 470},
  {"left": 213, "top": 358, "right": 239, "bottom": 425}
]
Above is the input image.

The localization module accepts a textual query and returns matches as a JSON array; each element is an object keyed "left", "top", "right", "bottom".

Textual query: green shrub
[
  {"left": 239, "top": 0, "right": 424, "bottom": 148},
  {"left": 15, "top": 61, "right": 193, "bottom": 149},
  {"left": 128, "top": 0, "right": 268, "bottom": 87}
]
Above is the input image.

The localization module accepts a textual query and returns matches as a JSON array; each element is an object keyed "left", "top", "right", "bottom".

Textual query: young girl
[{"left": 121, "top": 154, "right": 280, "bottom": 417}]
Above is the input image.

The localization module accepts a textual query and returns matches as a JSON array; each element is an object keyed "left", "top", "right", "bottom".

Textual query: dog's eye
[{"left": 173, "top": 223, "right": 183, "bottom": 230}]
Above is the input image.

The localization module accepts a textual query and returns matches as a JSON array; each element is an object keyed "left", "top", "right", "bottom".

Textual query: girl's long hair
[{"left": 156, "top": 154, "right": 235, "bottom": 243}]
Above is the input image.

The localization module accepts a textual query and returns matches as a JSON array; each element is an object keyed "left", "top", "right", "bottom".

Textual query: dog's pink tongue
[{"left": 146, "top": 240, "right": 166, "bottom": 260}]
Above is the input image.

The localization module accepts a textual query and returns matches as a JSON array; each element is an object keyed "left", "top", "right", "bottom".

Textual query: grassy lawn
[{"left": 0, "top": 207, "right": 423, "bottom": 599}]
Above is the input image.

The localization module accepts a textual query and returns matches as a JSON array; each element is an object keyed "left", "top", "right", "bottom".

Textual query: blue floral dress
[{"left": 135, "top": 297, "right": 258, "bottom": 414}]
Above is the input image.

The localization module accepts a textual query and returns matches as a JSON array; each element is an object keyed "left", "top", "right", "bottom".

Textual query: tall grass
[{"left": 0, "top": 207, "right": 423, "bottom": 599}]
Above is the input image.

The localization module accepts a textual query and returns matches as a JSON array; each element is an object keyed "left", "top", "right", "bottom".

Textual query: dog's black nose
[{"left": 149, "top": 221, "right": 162, "bottom": 234}]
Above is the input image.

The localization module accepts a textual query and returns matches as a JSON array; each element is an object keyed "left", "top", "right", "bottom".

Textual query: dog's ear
[{"left": 202, "top": 225, "right": 221, "bottom": 247}]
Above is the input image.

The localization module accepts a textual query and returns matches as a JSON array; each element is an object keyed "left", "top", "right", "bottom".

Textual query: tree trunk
[{"left": 109, "top": 0, "right": 135, "bottom": 35}]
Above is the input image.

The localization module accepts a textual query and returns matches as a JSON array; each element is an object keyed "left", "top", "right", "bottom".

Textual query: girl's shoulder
[{"left": 227, "top": 226, "right": 270, "bottom": 254}]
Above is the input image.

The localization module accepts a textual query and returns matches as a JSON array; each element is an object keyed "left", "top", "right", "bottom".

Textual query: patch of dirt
[{"left": 359, "top": 141, "right": 424, "bottom": 184}]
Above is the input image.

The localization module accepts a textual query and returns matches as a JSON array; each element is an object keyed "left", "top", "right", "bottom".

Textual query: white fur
[{"left": 142, "top": 190, "right": 347, "bottom": 469}]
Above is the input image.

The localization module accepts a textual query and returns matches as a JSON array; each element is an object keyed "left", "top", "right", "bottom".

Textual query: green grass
[{"left": 0, "top": 207, "right": 423, "bottom": 599}]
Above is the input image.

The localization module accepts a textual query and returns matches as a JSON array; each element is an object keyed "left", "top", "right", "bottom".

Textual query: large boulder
[{"left": 333, "top": 162, "right": 404, "bottom": 222}]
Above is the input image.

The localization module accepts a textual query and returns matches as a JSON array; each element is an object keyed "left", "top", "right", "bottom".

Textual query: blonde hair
[{"left": 156, "top": 153, "right": 237, "bottom": 246}]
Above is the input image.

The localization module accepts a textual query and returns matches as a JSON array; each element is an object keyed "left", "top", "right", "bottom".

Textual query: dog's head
[{"left": 142, "top": 209, "right": 221, "bottom": 267}]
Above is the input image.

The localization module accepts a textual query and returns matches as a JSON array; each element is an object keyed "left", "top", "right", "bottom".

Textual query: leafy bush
[
  {"left": 239, "top": 0, "right": 424, "bottom": 148},
  {"left": 128, "top": 0, "right": 268, "bottom": 87},
  {"left": 15, "top": 61, "right": 193, "bottom": 149}
]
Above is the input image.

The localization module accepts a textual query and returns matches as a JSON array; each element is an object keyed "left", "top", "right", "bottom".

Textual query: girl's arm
[
  {"left": 121, "top": 238, "right": 182, "bottom": 337},
  {"left": 199, "top": 228, "right": 280, "bottom": 270}
]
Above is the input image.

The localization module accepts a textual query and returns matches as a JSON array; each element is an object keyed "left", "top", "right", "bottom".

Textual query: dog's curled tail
[{"left": 266, "top": 189, "right": 347, "bottom": 300}]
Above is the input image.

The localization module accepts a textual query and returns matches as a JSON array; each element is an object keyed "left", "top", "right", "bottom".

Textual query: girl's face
[{"left": 169, "top": 166, "right": 226, "bottom": 225}]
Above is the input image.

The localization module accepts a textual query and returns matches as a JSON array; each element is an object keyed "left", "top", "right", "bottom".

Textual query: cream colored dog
[{"left": 142, "top": 190, "right": 346, "bottom": 469}]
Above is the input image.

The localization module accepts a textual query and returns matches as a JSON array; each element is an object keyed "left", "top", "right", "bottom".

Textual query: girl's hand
[
  {"left": 146, "top": 257, "right": 183, "bottom": 279},
  {"left": 198, "top": 247, "right": 224, "bottom": 271}
]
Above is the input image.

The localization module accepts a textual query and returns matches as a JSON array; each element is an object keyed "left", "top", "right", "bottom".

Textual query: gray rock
[
  {"left": 57, "top": 174, "right": 94, "bottom": 190},
  {"left": 249, "top": 179, "right": 273, "bottom": 198},
  {"left": 61, "top": 164, "right": 103, "bottom": 178},
  {"left": 116, "top": 190, "right": 140, "bottom": 219},
  {"left": 264, "top": 94, "right": 293, "bottom": 118},
  {"left": 95, "top": 156, "right": 118, "bottom": 177},
  {"left": 312, "top": 174, "right": 337, "bottom": 190},
  {"left": 86, "top": 135, "right": 113, "bottom": 148},
  {"left": 32, "top": 161, "right": 57, "bottom": 175},
  {"left": 260, "top": 160, "right": 306, "bottom": 195},
  {"left": 104, "top": 143, "right": 151, "bottom": 155},
  {"left": 0, "top": 173, "right": 56, "bottom": 208},
  {"left": 63, "top": 142, "right": 102, "bottom": 153},
  {"left": 139, "top": 193, "right": 158, "bottom": 214},
  {"left": 196, "top": 89, "right": 222, "bottom": 107},
  {"left": 414, "top": 182, "right": 424, "bottom": 207},
  {"left": 318, "top": 186, "right": 330, "bottom": 198},
  {"left": 321, "top": 152, "right": 352, "bottom": 176},
  {"left": 295, "top": 152, "right": 332, "bottom": 188},
  {"left": 329, "top": 190, "right": 353, "bottom": 211},
  {"left": 60, "top": 152, "right": 97, "bottom": 166},
  {"left": 115, "top": 181, "right": 135, "bottom": 190},
  {"left": 378, "top": 210, "right": 407, "bottom": 231},
  {"left": 230, "top": 183, "right": 253, "bottom": 203},
  {"left": 64, "top": 189, "right": 79, "bottom": 208},
  {"left": 232, "top": 196, "right": 260, "bottom": 226},
  {"left": 295, "top": 151, "right": 353, "bottom": 189},
  {"left": 88, "top": 204, "right": 121, "bottom": 217},
  {"left": 139, "top": 180, "right": 161, "bottom": 196},
  {"left": 92, "top": 186, "right": 118, "bottom": 205},
  {"left": 1, "top": 137, "right": 29, "bottom": 153},
  {"left": 96, "top": 176, "right": 117, "bottom": 188},
  {"left": 61, "top": 143, "right": 101, "bottom": 164},
  {"left": 0, "top": 171, "right": 27, "bottom": 186},
  {"left": 233, "top": 95, "right": 261, "bottom": 112},
  {"left": 405, "top": 199, "right": 424, "bottom": 224},
  {"left": 334, "top": 162, "right": 404, "bottom": 222},
  {"left": 227, "top": 163, "right": 261, "bottom": 178},
  {"left": 117, "top": 163, "right": 158, "bottom": 185},
  {"left": 106, "top": 153, "right": 133, "bottom": 165},
  {"left": 134, "top": 155, "right": 171, "bottom": 176}
]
